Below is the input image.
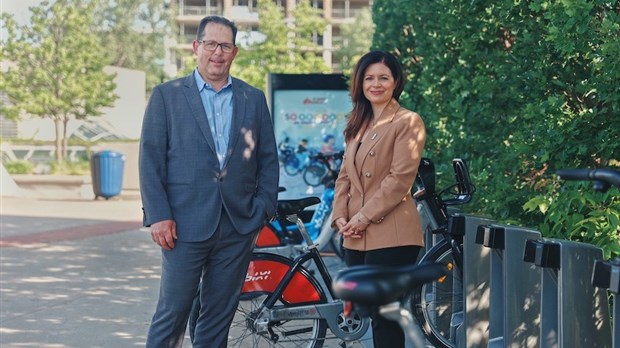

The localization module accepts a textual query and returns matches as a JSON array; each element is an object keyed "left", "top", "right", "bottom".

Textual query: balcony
[{"left": 177, "top": 5, "right": 222, "bottom": 23}]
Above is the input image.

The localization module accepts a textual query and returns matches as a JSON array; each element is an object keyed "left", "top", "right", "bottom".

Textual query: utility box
[{"left": 90, "top": 151, "right": 125, "bottom": 200}]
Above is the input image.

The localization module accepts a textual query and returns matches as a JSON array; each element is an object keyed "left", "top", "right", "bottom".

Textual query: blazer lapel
[
  {"left": 183, "top": 74, "right": 217, "bottom": 155},
  {"left": 222, "top": 78, "right": 247, "bottom": 169},
  {"left": 350, "top": 99, "right": 401, "bottom": 190},
  {"left": 347, "top": 138, "right": 364, "bottom": 194}
]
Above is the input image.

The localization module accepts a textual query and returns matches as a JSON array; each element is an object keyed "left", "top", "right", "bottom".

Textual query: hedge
[{"left": 372, "top": 0, "right": 619, "bottom": 258}]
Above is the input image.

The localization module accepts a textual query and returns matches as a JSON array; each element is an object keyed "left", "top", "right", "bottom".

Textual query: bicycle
[
  {"left": 407, "top": 158, "right": 475, "bottom": 348},
  {"left": 302, "top": 151, "right": 343, "bottom": 188},
  {"left": 227, "top": 196, "right": 371, "bottom": 347},
  {"left": 326, "top": 157, "right": 475, "bottom": 347},
  {"left": 188, "top": 197, "right": 371, "bottom": 347},
  {"left": 257, "top": 151, "right": 344, "bottom": 257},
  {"left": 328, "top": 158, "right": 474, "bottom": 348},
  {"left": 332, "top": 261, "right": 449, "bottom": 347},
  {"left": 278, "top": 139, "right": 304, "bottom": 176}
]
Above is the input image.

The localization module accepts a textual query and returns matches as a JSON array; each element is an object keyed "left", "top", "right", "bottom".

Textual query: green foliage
[
  {"left": 175, "top": 0, "right": 332, "bottom": 90},
  {"left": 230, "top": 0, "right": 331, "bottom": 90},
  {"left": 94, "top": 0, "right": 173, "bottom": 92},
  {"left": 373, "top": 0, "right": 620, "bottom": 258},
  {"left": 525, "top": 181, "right": 620, "bottom": 259},
  {"left": 337, "top": 7, "right": 375, "bottom": 75},
  {"left": 3, "top": 160, "right": 35, "bottom": 175},
  {"left": 49, "top": 159, "right": 91, "bottom": 175},
  {"left": 0, "top": 0, "right": 117, "bottom": 163}
]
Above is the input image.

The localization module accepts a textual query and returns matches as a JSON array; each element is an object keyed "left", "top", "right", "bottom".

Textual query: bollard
[
  {"left": 592, "top": 258, "right": 619, "bottom": 348},
  {"left": 460, "top": 215, "right": 496, "bottom": 348},
  {"left": 523, "top": 239, "right": 612, "bottom": 348},
  {"left": 475, "top": 225, "right": 541, "bottom": 347}
]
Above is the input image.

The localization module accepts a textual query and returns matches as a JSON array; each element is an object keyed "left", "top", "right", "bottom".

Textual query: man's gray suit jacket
[{"left": 139, "top": 74, "right": 279, "bottom": 241}]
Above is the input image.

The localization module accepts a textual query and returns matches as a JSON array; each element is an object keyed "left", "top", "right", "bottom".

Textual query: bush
[
  {"left": 372, "top": 0, "right": 620, "bottom": 258},
  {"left": 3, "top": 160, "right": 34, "bottom": 174},
  {"left": 49, "top": 160, "right": 90, "bottom": 175}
]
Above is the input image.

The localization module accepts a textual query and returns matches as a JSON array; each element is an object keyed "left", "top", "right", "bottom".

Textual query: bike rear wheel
[{"left": 410, "top": 240, "right": 463, "bottom": 348}]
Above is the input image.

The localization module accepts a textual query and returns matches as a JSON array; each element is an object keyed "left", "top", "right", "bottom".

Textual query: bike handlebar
[{"left": 557, "top": 168, "right": 620, "bottom": 190}]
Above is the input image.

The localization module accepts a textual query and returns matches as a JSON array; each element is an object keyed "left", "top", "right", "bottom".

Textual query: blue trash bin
[{"left": 90, "top": 151, "right": 125, "bottom": 199}]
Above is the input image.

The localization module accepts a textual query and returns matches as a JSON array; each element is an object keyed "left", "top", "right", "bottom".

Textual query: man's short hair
[{"left": 196, "top": 16, "right": 238, "bottom": 44}]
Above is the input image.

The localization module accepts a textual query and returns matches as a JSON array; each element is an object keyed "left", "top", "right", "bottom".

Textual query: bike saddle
[
  {"left": 277, "top": 197, "right": 321, "bottom": 216},
  {"left": 332, "top": 262, "right": 448, "bottom": 306}
]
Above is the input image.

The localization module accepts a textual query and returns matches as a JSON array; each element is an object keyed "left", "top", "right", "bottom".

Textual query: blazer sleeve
[
  {"left": 332, "top": 148, "right": 351, "bottom": 226},
  {"left": 139, "top": 86, "right": 173, "bottom": 226},
  {"left": 360, "top": 111, "right": 426, "bottom": 222}
]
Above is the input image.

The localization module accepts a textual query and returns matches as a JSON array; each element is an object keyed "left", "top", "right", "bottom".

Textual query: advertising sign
[{"left": 269, "top": 74, "right": 351, "bottom": 198}]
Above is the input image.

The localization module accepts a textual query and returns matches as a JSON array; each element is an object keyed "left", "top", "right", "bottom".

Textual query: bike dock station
[
  {"left": 523, "top": 238, "right": 612, "bottom": 348},
  {"left": 451, "top": 214, "right": 614, "bottom": 348},
  {"left": 460, "top": 215, "right": 494, "bottom": 348},
  {"left": 592, "top": 258, "right": 619, "bottom": 348},
  {"left": 475, "top": 224, "right": 541, "bottom": 347}
]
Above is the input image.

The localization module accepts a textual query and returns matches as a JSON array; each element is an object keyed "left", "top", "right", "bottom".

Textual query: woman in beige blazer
[{"left": 332, "top": 51, "right": 426, "bottom": 348}]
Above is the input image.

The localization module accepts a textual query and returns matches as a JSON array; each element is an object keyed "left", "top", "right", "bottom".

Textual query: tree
[
  {"left": 336, "top": 7, "right": 374, "bottom": 75},
  {"left": 176, "top": 0, "right": 332, "bottom": 90},
  {"left": 95, "top": 0, "right": 173, "bottom": 92},
  {"left": 231, "top": 0, "right": 331, "bottom": 90},
  {"left": 0, "top": 0, "right": 117, "bottom": 163}
]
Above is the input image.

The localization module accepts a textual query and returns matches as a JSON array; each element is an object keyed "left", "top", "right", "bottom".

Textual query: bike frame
[{"left": 243, "top": 214, "right": 371, "bottom": 341}]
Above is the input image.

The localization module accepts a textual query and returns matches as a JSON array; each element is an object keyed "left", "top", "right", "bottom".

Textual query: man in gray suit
[{"left": 139, "top": 15, "right": 279, "bottom": 347}]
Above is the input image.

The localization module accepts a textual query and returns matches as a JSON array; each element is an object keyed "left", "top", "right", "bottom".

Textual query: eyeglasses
[{"left": 198, "top": 40, "right": 235, "bottom": 53}]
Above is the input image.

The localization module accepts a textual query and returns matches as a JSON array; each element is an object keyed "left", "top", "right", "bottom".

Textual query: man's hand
[{"left": 150, "top": 220, "right": 177, "bottom": 250}]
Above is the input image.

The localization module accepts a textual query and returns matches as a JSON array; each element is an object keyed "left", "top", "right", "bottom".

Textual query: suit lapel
[
  {"left": 222, "top": 78, "right": 247, "bottom": 169},
  {"left": 183, "top": 74, "right": 217, "bottom": 155}
]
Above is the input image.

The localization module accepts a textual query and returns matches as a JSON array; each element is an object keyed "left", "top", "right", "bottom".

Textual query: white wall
[{"left": 18, "top": 66, "right": 146, "bottom": 140}]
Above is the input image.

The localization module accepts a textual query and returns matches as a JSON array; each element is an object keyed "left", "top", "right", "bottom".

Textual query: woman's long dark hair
[{"left": 344, "top": 51, "right": 405, "bottom": 142}]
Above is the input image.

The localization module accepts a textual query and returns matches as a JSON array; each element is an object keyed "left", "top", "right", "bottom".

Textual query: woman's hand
[
  {"left": 334, "top": 217, "right": 348, "bottom": 231},
  {"left": 339, "top": 212, "right": 370, "bottom": 239}
]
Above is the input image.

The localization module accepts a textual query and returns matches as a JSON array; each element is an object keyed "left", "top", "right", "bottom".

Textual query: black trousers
[{"left": 345, "top": 245, "right": 423, "bottom": 348}]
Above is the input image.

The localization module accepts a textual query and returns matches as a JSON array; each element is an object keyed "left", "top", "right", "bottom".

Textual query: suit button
[
  {"left": 365, "top": 172, "right": 371, "bottom": 177},
  {"left": 369, "top": 151, "right": 375, "bottom": 156}
]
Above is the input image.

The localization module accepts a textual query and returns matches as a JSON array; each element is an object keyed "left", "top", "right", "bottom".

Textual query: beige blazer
[{"left": 332, "top": 99, "right": 426, "bottom": 251}]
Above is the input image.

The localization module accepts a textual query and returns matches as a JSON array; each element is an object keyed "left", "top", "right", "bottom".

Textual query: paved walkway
[
  {"left": 0, "top": 193, "right": 157, "bottom": 347},
  {"left": 0, "top": 188, "right": 359, "bottom": 347}
]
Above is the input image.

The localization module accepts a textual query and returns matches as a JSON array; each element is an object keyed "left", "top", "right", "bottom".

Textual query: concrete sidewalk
[
  {"left": 0, "top": 192, "right": 158, "bottom": 347},
  {"left": 0, "top": 188, "right": 357, "bottom": 347}
]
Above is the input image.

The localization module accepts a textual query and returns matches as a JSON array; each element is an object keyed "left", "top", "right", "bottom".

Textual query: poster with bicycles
[{"left": 270, "top": 74, "right": 351, "bottom": 199}]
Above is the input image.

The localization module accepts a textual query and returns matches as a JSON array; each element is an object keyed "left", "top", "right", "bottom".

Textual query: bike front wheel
[
  {"left": 228, "top": 253, "right": 328, "bottom": 348},
  {"left": 410, "top": 240, "right": 463, "bottom": 348},
  {"left": 303, "top": 163, "right": 327, "bottom": 187}
]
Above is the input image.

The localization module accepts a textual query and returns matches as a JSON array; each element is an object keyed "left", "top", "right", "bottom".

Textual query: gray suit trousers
[{"left": 146, "top": 212, "right": 256, "bottom": 348}]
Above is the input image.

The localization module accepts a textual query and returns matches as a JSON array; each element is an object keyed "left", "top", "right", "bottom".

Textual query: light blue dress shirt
[{"left": 194, "top": 69, "right": 233, "bottom": 168}]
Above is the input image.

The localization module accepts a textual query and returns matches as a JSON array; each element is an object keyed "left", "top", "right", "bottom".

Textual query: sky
[{"left": 2, "top": 0, "right": 44, "bottom": 23}]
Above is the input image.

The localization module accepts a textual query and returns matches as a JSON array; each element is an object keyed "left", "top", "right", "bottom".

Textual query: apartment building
[{"left": 170, "top": 0, "right": 372, "bottom": 71}]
